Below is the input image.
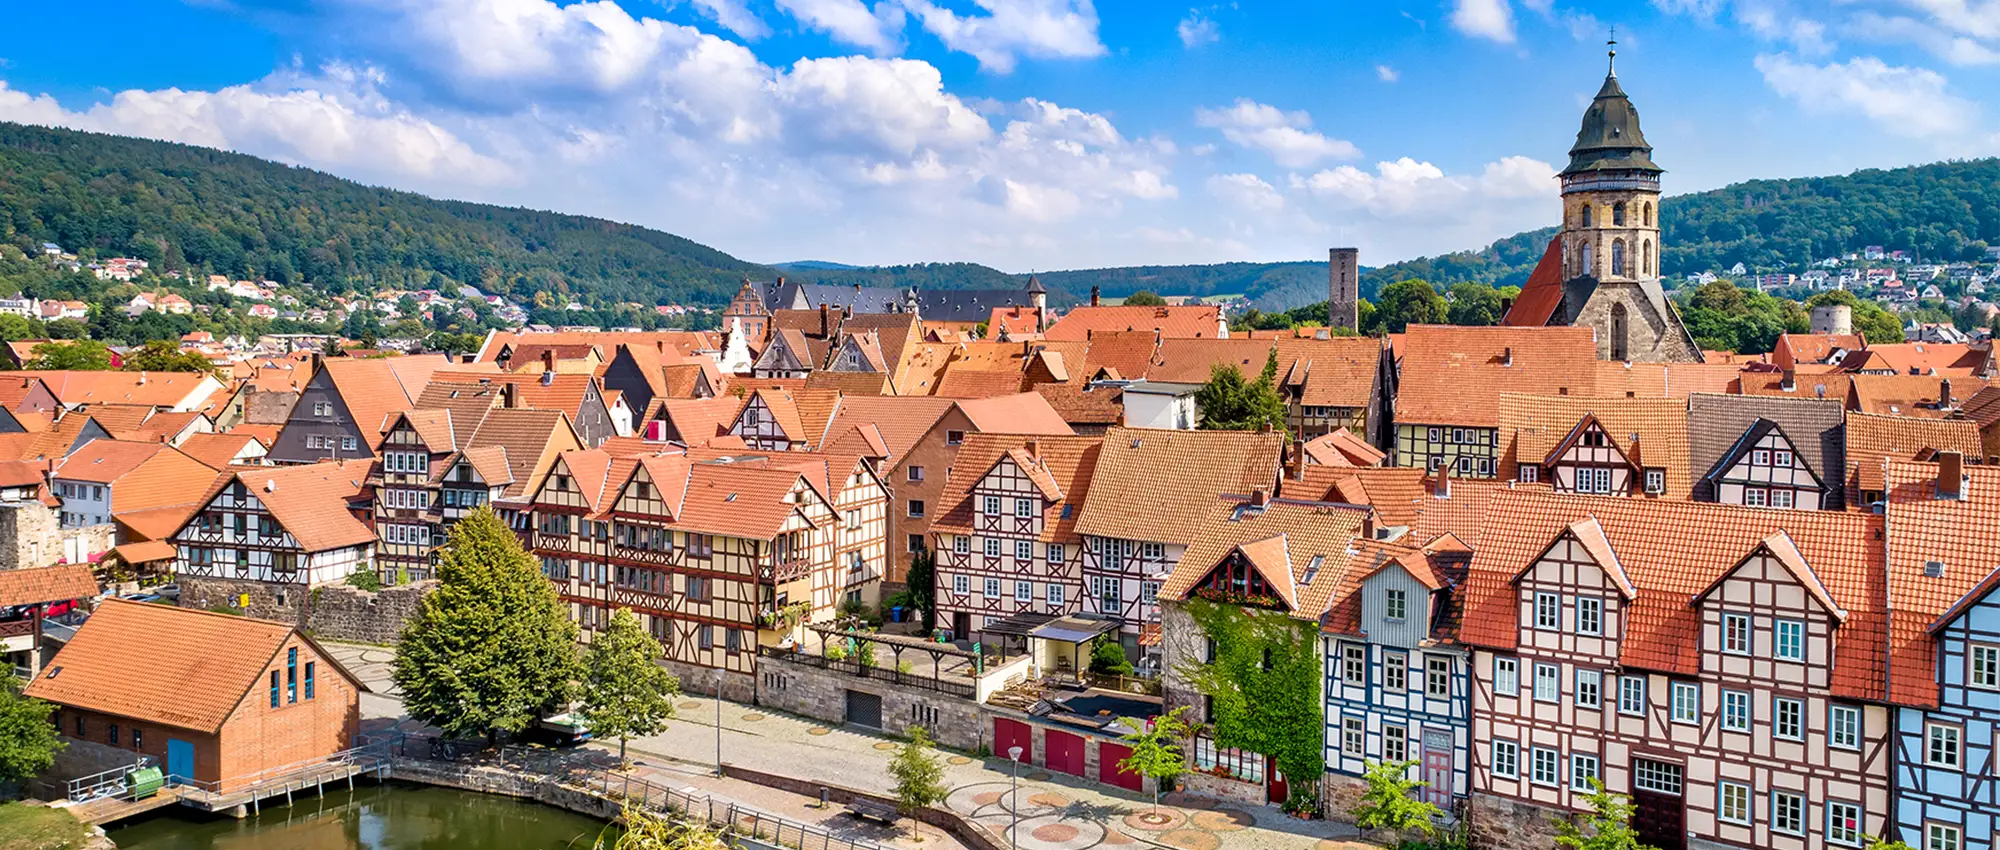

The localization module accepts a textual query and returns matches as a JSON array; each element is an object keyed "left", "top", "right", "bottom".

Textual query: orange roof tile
[
  {"left": 18, "top": 370, "right": 219, "bottom": 410},
  {"left": 1848, "top": 374, "right": 1988, "bottom": 418},
  {"left": 952, "top": 393, "right": 1074, "bottom": 436},
  {"left": 1499, "top": 237, "right": 1566, "bottom": 326},
  {"left": 1074, "top": 426, "right": 1281, "bottom": 543},
  {"left": 0, "top": 563, "right": 96, "bottom": 606},
  {"left": 1592, "top": 361, "right": 1742, "bottom": 398},
  {"left": 1772, "top": 333, "right": 1863, "bottom": 370},
  {"left": 816, "top": 396, "right": 956, "bottom": 464},
  {"left": 1883, "top": 461, "right": 2000, "bottom": 706},
  {"left": 108, "top": 448, "right": 225, "bottom": 516},
  {"left": 934, "top": 369, "right": 1027, "bottom": 399},
  {"left": 1162, "top": 496, "right": 1372, "bottom": 620},
  {"left": 1845, "top": 342, "right": 1989, "bottom": 377},
  {"left": 1845, "top": 412, "right": 1983, "bottom": 494},
  {"left": 931, "top": 435, "right": 1103, "bottom": 542},
  {"left": 1046, "top": 305, "right": 1223, "bottom": 341},
  {"left": 1395, "top": 325, "right": 1599, "bottom": 427},
  {"left": 318, "top": 358, "right": 418, "bottom": 449},
  {"left": 1497, "top": 394, "right": 1691, "bottom": 497},
  {"left": 1031, "top": 382, "right": 1123, "bottom": 427},
  {"left": 1299, "top": 428, "right": 1387, "bottom": 468},
  {"left": 227, "top": 460, "right": 376, "bottom": 551}
]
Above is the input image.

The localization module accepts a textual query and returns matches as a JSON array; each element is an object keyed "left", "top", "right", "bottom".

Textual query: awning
[
  {"left": 1138, "top": 622, "right": 1162, "bottom": 647},
  {"left": 979, "top": 611, "right": 1057, "bottom": 638},
  {"left": 112, "top": 540, "right": 178, "bottom": 565},
  {"left": 1027, "top": 614, "right": 1123, "bottom": 645}
]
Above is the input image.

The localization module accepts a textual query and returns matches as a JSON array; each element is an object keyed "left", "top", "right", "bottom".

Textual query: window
[
  {"left": 984, "top": 538, "right": 1002, "bottom": 557},
  {"left": 314, "top": 401, "right": 332, "bottom": 417},
  {"left": 1575, "top": 669, "right": 1601, "bottom": 708},
  {"left": 1718, "top": 782, "right": 1751, "bottom": 825},
  {"left": 1385, "top": 588, "right": 1408, "bottom": 621},
  {"left": 1014, "top": 498, "right": 1033, "bottom": 518},
  {"left": 270, "top": 670, "right": 280, "bottom": 707},
  {"left": 1723, "top": 613, "right": 1752, "bottom": 654},
  {"left": 1047, "top": 543, "right": 1064, "bottom": 564},
  {"left": 1426, "top": 656, "right": 1451, "bottom": 697},
  {"left": 908, "top": 534, "right": 925, "bottom": 553},
  {"left": 1772, "top": 791, "right": 1805, "bottom": 835},
  {"left": 1141, "top": 581, "right": 1159, "bottom": 604},
  {"left": 1535, "top": 592, "right": 1561, "bottom": 630},
  {"left": 1722, "top": 690, "right": 1751, "bottom": 731},
  {"left": 1775, "top": 619, "right": 1805, "bottom": 661},
  {"left": 108, "top": 724, "right": 119, "bottom": 746},
  {"left": 1494, "top": 657, "right": 1518, "bottom": 695},
  {"left": 1929, "top": 825, "right": 1961, "bottom": 850},
  {"left": 1015, "top": 540, "right": 1033, "bottom": 560},
  {"left": 1191, "top": 735, "right": 1264, "bottom": 785},
  {"left": 1530, "top": 747, "right": 1559, "bottom": 786},
  {"left": 1826, "top": 801, "right": 1863, "bottom": 847},
  {"left": 1046, "top": 584, "right": 1064, "bottom": 606},
  {"left": 1383, "top": 724, "right": 1407, "bottom": 762},
  {"left": 1343, "top": 644, "right": 1366, "bottom": 682},
  {"left": 1141, "top": 542, "right": 1164, "bottom": 560},
  {"left": 1014, "top": 581, "right": 1032, "bottom": 602},
  {"left": 983, "top": 578, "right": 1001, "bottom": 599},
  {"left": 342, "top": 436, "right": 357, "bottom": 451},
  {"left": 304, "top": 661, "right": 315, "bottom": 700},
  {"left": 907, "top": 466, "right": 924, "bottom": 482},
  {"left": 1971, "top": 644, "right": 2000, "bottom": 689},
  {"left": 1643, "top": 469, "right": 1664, "bottom": 494},
  {"left": 1633, "top": 760, "right": 1682, "bottom": 794},
  {"left": 953, "top": 536, "right": 969, "bottom": 554},
  {"left": 1772, "top": 489, "right": 1795, "bottom": 509},
  {"left": 1829, "top": 704, "right": 1860, "bottom": 749},
  {"left": 1571, "top": 753, "right": 1600, "bottom": 790},
  {"left": 286, "top": 648, "right": 298, "bottom": 704},
  {"left": 1618, "top": 676, "right": 1645, "bottom": 715},
  {"left": 945, "top": 430, "right": 965, "bottom": 446},
  {"left": 982, "top": 496, "right": 1001, "bottom": 515},
  {"left": 1492, "top": 740, "right": 1519, "bottom": 778},
  {"left": 1775, "top": 697, "right": 1804, "bottom": 740},
  {"left": 952, "top": 574, "right": 969, "bottom": 594},
  {"left": 687, "top": 576, "right": 711, "bottom": 602},
  {"left": 1384, "top": 651, "right": 1408, "bottom": 691},
  {"left": 725, "top": 629, "right": 742, "bottom": 654},
  {"left": 1575, "top": 597, "right": 1603, "bottom": 635},
  {"left": 698, "top": 626, "right": 713, "bottom": 650},
  {"left": 1518, "top": 466, "right": 1539, "bottom": 484},
  {"left": 1926, "top": 723, "right": 1961, "bottom": 768},
  {"left": 1672, "top": 682, "right": 1699, "bottom": 724},
  {"left": 1745, "top": 488, "right": 1768, "bottom": 507},
  {"left": 1773, "top": 449, "right": 1793, "bottom": 467},
  {"left": 1534, "top": 663, "right": 1559, "bottom": 702},
  {"left": 1577, "top": 466, "right": 1613, "bottom": 494},
  {"left": 1342, "top": 717, "right": 1364, "bottom": 756},
  {"left": 907, "top": 500, "right": 925, "bottom": 518},
  {"left": 1752, "top": 449, "right": 1771, "bottom": 466}
]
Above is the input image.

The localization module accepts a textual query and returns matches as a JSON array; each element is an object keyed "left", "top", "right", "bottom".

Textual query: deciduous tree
[
  {"left": 25, "top": 339, "right": 112, "bottom": 370},
  {"left": 1123, "top": 290, "right": 1167, "bottom": 307},
  {"left": 1556, "top": 778, "right": 1657, "bottom": 850},
  {"left": 1116, "top": 705, "right": 1192, "bottom": 819},
  {"left": 887, "top": 726, "right": 949, "bottom": 839},
  {"left": 582, "top": 608, "right": 681, "bottom": 767},
  {"left": 1352, "top": 759, "right": 1442, "bottom": 840},
  {"left": 0, "top": 676, "right": 63, "bottom": 783}
]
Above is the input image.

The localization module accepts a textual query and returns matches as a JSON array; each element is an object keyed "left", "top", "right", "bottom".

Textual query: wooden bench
[{"left": 845, "top": 798, "right": 900, "bottom": 825}]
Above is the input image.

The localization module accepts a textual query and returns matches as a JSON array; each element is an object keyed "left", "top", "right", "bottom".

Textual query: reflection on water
[{"left": 109, "top": 783, "right": 612, "bottom": 850}]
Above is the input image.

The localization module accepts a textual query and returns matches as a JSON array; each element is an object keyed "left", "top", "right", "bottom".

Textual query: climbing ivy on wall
[{"left": 1177, "top": 598, "right": 1325, "bottom": 808}]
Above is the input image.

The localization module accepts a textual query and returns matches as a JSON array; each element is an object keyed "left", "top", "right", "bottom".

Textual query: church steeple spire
[{"left": 1607, "top": 27, "right": 1617, "bottom": 77}]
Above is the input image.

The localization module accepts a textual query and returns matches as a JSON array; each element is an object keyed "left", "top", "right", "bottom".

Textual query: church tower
[
  {"left": 1328, "top": 248, "right": 1359, "bottom": 332},
  {"left": 1505, "top": 38, "right": 1701, "bottom": 362}
]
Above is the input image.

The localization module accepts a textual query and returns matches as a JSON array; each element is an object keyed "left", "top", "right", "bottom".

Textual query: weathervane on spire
[{"left": 1607, "top": 26, "right": 1618, "bottom": 76}]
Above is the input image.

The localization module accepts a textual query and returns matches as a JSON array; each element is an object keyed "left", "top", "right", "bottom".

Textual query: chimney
[
  {"left": 1781, "top": 369, "right": 1795, "bottom": 392},
  {"left": 1501, "top": 346, "right": 1513, "bottom": 367},
  {"left": 500, "top": 382, "right": 518, "bottom": 409},
  {"left": 1090, "top": 286, "right": 1101, "bottom": 307},
  {"left": 820, "top": 303, "right": 831, "bottom": 337},
  {"left": 1939, "top": 378, "right": 1953, "bottom": 410},
  {"left": 1500, "top": 297, "right": 1513, "bottom": 316},
  {"left": 138, "top": 371, "right": 147, "bottom": 385},
  {"left": 1288, "top": 438, "right": 1306, "bottom": 481},
  {"left": 1024, "top": 439, "right": 1040, "bottom": 460},
  {"left": 1938, "top": 451, "right": 1965, "bottom": 500},
  {"left": 1435, "top": 460, "right": 1452, "bottom": 499},
  {"left": 1251, "top": 488, "right": 1271, "bottom": 507},
  {"left": 540, "top": 349, "right": 555, "bottom": 373},
  {"left": 1258, "top": 420, "right": 1274, "bottom": 434},
  {"left": 264, "top": 479, "right": 277, "bottom": 493}
]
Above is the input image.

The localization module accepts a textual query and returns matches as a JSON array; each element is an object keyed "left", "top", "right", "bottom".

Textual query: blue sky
[{"left": 1, "top": 1, "right": 1996, "bottom": 273}]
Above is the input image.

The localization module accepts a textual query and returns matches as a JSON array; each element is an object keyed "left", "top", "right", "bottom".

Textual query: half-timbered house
[
  {"left": 1687, "top": 394, "right": 1845, "bottom": 510},
  {"left": 929, "top": 434, "right": 1102, "bottom": 641},
  {"left": 886, "top": 393, "right": 1070, "bottom": 585},
  {"left": 727, "top": 387, "right": 840, "bottom": 451},
  {"left": 1393, "top": 326, "right": 1599, "bottom": 478},
  {"left": 171, "top": 460, "right": 377, "bottom": 586},
  {"left": 1458, "top": 490, "right": 1891, "bottom": 850},
  {"left": 751, "top": 329, "right": 824, "bottom": 380},
  {"left": 371, "top": 410, "right": 457, "bottom": 581},
  {"left": 1497, "top": 394, "right": 1687, "bottom": 498},
  {"left": 439, "top": 446, "right": 511, "bottom": 530}
]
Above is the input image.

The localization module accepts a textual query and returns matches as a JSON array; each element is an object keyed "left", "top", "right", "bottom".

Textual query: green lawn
[{"left": 0, "top": 802, "right": 90, "bottom": 850}]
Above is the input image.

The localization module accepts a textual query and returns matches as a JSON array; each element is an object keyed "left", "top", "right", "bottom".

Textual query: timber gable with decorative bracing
[
  {"left": 1894, "top": 569, "right": 2000, "bottom": 850},
  {"left": 1704, "top": 421, "right": 1827, "bottom": 511},
  {"left": 171, "top": 477, "right": 372, "bottom": 585},
  {"left": 1395, "top": 424, "right": 1498, "bottom": 479},
  {"left": 933, "top": 454, "right": 1084, "bottom": 636}
]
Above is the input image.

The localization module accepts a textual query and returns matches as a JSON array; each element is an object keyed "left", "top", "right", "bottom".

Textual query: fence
[
  {"left": 758, "top": 645, "right": 977, "bottom": 699},
  {"left": 387, "top": 734, "right": 892, "bottom": 850}
]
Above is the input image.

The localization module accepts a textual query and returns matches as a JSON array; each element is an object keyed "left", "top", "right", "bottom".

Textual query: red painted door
[
  {"left": 1266, "top": 757, "right": 1289, "bottom": 805},
  {"left": 1045, "top": 730, "right": 1086, "bottom": 777},
  {"left": 1098, "top": 742, "right": 1142, "bottom": 791},
  {"left": 1421, "top": 729, "right": 1453, "bottom": 807},
  {"left": 995, "top": 718, "right": 1034, "bottom": 764}
]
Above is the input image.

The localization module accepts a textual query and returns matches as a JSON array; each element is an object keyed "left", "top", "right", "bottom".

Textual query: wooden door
[
  {"left": 1098, "top": 742, "right": 1142, "bottom": 791},
  {"left": 1266, "top": 757, "right": 1289, "bottom": 805},
  {"left": 1045, "top": 730, "right": 1086, "bottom": 777},
  {"left": 1421, "top": 729, "right": 1453, "bottom": 807},
  {"left": 952, "top": 612, "right": 971, "bottom": 640},
  {"left": 1630, "top": 758, "right": 1685, "bottom": 850},
  {"left": 995, "top": 717, "right": 1034, "bottom": 763}
]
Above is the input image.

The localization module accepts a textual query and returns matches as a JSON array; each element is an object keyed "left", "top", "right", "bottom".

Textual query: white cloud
[
  {"left": 1376, "top": 64, "right": 1399, "bottom": 82},
  {"left": 1291, "top": 155, "right": 1554, "bottom": 218},
  {"left": 691, "top": 0, "right": 770, "bottom": 39},
  {"left": 1194, "top": 98, "right": 1360, "bottom": 168},
  {"left": 1754, "top": 53, "right": 1975, "bottom": 138},
  {"left": 1207, "top": 173, "right": 1285, "bottom": 212},
  {"left": 1177, "top": 8, "right": 1219, "bottom": 48},
  {"left": 776, "top": 0, "right": 907, "bottom": 55},
  {"left": 1450, "top": 0, "right": 1516, "bottom": 43},
  {"left": 1849, "top": 11, "right": 2000, "bottom": 66},
  {"left": 897, "top": 0, "right": 1107, "bottom": 73}
]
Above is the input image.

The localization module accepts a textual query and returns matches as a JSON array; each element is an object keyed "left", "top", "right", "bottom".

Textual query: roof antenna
[{"left": 1607, "top": 26, "right": 1617, "bottom": 77}]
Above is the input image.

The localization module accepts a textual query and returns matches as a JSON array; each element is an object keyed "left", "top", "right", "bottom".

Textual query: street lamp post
[
  {"left": 1008, "top": 746, "right": 1024, "bottom": 850},
  {"left": 715, "top": 680, "right": 724, "bottom": 777}
]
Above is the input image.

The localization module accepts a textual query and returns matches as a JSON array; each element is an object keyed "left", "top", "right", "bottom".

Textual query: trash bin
[
  {"left": 890, "top": 606, "right": 904, "bottom": 622},
  {"left": 126, "top": 766, "right": 164, "bottom": 800}
]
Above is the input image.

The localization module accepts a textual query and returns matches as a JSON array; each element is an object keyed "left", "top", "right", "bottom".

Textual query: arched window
[
  {"left": 1613, "top": 202, "right": 1627, "bottom": 226},
  {"left": 1580, "top": 241, "right": 1594, "bottom": 276},
  {"left": 1612, "top": 240, "right": 1626, "bottom": 277},
  {"left": 1642, "top": 239, "right": 1653, "bottom": 276},
  {"left": 1580, "top": 205, "right": 1593, "bottom": 228},
  {"left": 1644, "top": 202, "right": 1654, "bottom": 227},
  {"left": 1610, "top": 303, "right": 1629, "bottom": 361}
]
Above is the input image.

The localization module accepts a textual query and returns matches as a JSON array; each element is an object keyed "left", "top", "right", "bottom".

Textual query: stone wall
[
  {"left": 177, "top": 576, "right": 435, "bottom": 644},
  {"left": 1321, "top": 772, "right": 1368, "bottom": 825},
  {"left": 0, "top": 501, "right": 59, "bottom": 570},
  {"left": 1178, "top": 770, "right": 1266, "bottom": 808},
  {"left": 752, "top": 652, "right": 985, "bottom": 751},
  {"left": 27, "top": 736, "right": 152, "bottom": 800},
  {"left": 1467, "top": 791, "right": 1567, "bottom": 850}
]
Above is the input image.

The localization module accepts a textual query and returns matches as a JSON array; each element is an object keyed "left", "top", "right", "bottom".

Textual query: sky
[{"left": 0, "top": 1, "right": 1996, "bottom": 274}]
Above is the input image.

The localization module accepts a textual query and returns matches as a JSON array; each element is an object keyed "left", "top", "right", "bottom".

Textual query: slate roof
[
  {"left": 751, "top": 280, "right": 1038, "bottom": 324},
  {"left": 1073, "top": 426, "right": 1282, "bottom": 543},
  {"left": 1685, "top": 392, "right": 1846, "bottom": 506},
  {"left": 1562, "top": 70, "right": 1662, "bottom": 175}
]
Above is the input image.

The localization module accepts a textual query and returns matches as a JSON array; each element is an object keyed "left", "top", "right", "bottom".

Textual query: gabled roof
[
  {"left": 1500, "top": 238, "right": 1567, "bottom": 327},
  {"left": 222, "top": 460, "right": 376, "bottom": 551},
  {"left": 0, "top": 563, "right": 96, "bottom": 606},
  {"left": 1395, "top": 326, "right": 1600, "bottom": 427},
  {"left": 952, "top": 393, "right": 1073, "bottom": 435},
  {"left": 932, "top": 434, "right": 1103, "bottom": 542},
  {"left": 1848, "top": 374, "right": 1987, "bottom": 418},
  {"left": 175, "top": 433, "right": 266, "bottom": 470},
  {"left": 456, "top": 445, "right": 514, "bottom": 486},
  {"left": 317, "top": 358, "right": 418, "bottom": 449},
  {"left": 1844, "top": 412, "right": 1981, "bottom": 494},
  {"left": 18, "top": 370, "right": 218, "bottom": 410},
  {"left": 415, "top": 381, "right": 505, "bottom": 446},
  {"left": 1045, "top": 305, "right": 1222, "bottom": 341},
  {"left": 1845, "top": 342, "right": 1989, "bottom": 378},
  {"left": 1511, "top": 516, "right": 1637, "bottom": 599},
  {"left": 1031, "top": 381, "right": 1124, "bottom": 427},
  {"left": 432, "top": 370, "right": 602, "bottom": 419},
  {"left": 1699, "top": 417, "right": 1826, "bottom": 492},
  {"left": 465, "top": 408, "right": 579, "bottom": 499},
  {"left": 1690, "top": 531, "right": 1847, "bottom": 621},
  {"left": 1772, "top": 333, "right": 1863, "bottom": 369},
  {"left": 1497, "top": 394, "right": 1690, "bottom": 496},
  {"left": 653, "top": 396, "right": 744, "bottom": 445},
  {"left": 52, "top": 439, "right": 166, "bottom": 484},
  {"left": 1687, "top": 392, "right": 1845, "bottom": 506},
  {"left": 816, "top": 396, "right": 955, "bottom": 464},
  {"left": 1299, "top": 428, "right": 1386, "bottom": 468},
  {"left": 387, "top": 409, "right": 457, "bottom": 453},
  {"left": 1074, "top": 426, "right": 1282, "bottom": 543},
  {"left": 1884, "top": 460, "right": 2000, "bottom": 706},
  {"left": 1163, "top": 496, "right": 1372, "bottom": 620}
]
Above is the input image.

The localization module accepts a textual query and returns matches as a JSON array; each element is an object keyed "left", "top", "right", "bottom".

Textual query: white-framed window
[
  {"left": 1633, "top": 760, "right": 1682, "bottom": 794},
  {"left": 1015, "top": 498, "right": 1033, "bottom": 518},
  {"left": 1427, "top": 427, "right": 1441, "bottom": 443},
  {"left": 982, "top": 495, "right": 1000, "bottom": 515},
  {"left": 1530, "top": 747, "right": 1558, "bottom": 786},
  {"left": 314, "top": 401, "right": 332, "bottom": 417},
  {"left": 983, "top": 577, "right": 1000, "bottom": 598},
  {"left": 1927, "top": 723, "right": 1961, "bottom": 768},
  {"left": 1141, "top": 581, "right": 1159, "bottom": 604},
  {"left": 1772, "top": 619, "right": 1806, "bottom": 661},
  {"left": 1342, "top": 716, "right": 1364, "bottom": 756},
  {"left": 1535, "top": 592, "right": 1561, "bottom": 630},
  {"left": 1722, "top": 690, "right": 1751, "bottom": 731},
  {"left": 1014, "top": 540, "right": 1033, "bottom": 560},
  {"left": 952, "top": 574, "right": 969, "bottom": 594},
  {"left": 1752, "top": 449, "right": 1771, "bottom": 466},
  {"left": 1491, "top": 740, "right": 1519, "bottom": 778},
  {"left": 1829, "top": 704, "right": 1860, "bottom": 749},
  {"left": 1385, "top": 588, "right": 1408, "bottom": 621},
  {"left": 1384, "top": 651, "right": 1407, "bottom": 691},
  {"left": 1014, "top": 581, "right": 1032, "bottom": 602},
  {"left": 1534, "top": 663, "right": 1559, "bottom": 702},
  {"left": 1671, "top": 682, "right": 1700, "bottom": 724},
  {"left": 984, "top": 538, "right": 1002, "bottom": 557},
  {"left": 1971, "top": 644, "right": 2000, "bottom": 689},
  {"left": 1047, "top": 543, "right": 1065, "bottom": 564},
  {"left": 1928, "top": 824, "right": 1961, "bottom": 850},
  {"left": 1745, "top": 488, "right": 1768, "bottom": 507},
  {"left": 1575, "top": 669, "right": 1601, "bottom": 708},
  {"left": 1826, "top": 801, "right": 1863, "bottom": 847},
  {"left": 1723, "top": 612, "right": 1752, "bottom": 654},
  {"left": 1772, "top": 488, "right": 1795, "bottom": 509},
  {"left": 953, "top": 536, "right": 969, "bottom": 554},
  {"left": 1772, "top": 791, "right": 1805, "bottom": 836},
  {"left": 1775, "top": 697, "right": 1804, "bottom": 740},
  {"left": 1570, "top": 753, "right": 1600, "bottom": 790},
  {"left": 1046, "top": 584, "right": 1064, "bottom": 606},
  {"left": 1718, "top": 782, "right": 1751, "bottom": 825},
  {"left": 1426, "top": 655, "right": 1451, "bottom": 697},
  {"left": 1140, "top": 542, "right": 1164, "bottom": 560},
  {"left": 1518, "top": 466, "right": 1539, "bottom": 484},
  {"left": 1343, "top": 644, "right": 1366, "bottom": 682},
  {"left": 1576, "top": 597, "right": 1603, "bottom": 635},
  {"left": 1773, "top": 449, "right": 1793, "bottom": 467},
  {"left": 1494, "top": 657, "right": 1518, "bottom": 695},
  {"left": 907, "top": 466, "right": 924, "bottom": 482},
  {"left": 1383, "top": 724, "right": 1407, "bottom": 763},
  {"left": 1618, "top": 676, "right": 1645, "bottom": 715},
  {"left": 1643, "top": 469, "right": 1664, "bottom": 494}
]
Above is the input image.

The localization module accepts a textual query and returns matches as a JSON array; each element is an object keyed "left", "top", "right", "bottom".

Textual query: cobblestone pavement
[{"left": 323, "top": 642, "right": 405, "bottom": 723}]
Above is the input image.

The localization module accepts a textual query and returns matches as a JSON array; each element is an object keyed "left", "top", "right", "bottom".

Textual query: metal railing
[
  {"left": 757, "top": 645, "right": 976, "bottom": 698},
  {"left": 165, "top": 742, "right": 392, "bottom": 803},
  {"left": 66, "top": 759, "right": 155, "bottom": 802}
]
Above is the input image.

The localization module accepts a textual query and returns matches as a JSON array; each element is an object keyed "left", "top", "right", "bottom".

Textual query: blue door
[{"left": 167, "top": 738, "right": 194, "bottom": 781}]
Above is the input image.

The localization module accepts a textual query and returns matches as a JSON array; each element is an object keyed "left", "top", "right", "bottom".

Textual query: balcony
[{"left": 772, "top": 558, "right": 810, "bottom": 584}]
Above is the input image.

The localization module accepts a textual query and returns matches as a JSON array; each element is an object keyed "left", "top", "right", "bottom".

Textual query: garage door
[
  {"left": 995, "top": 717, "right": 1034, "bottom": 763},
  {"left": 844, "top": 690, "right": 883, "bottom": 728},
  {"left": 1098, "top": 742, "right": 1142, "bottom": 791},
  {"left": 1045, "top": 730, "right": 1086, "bottom": 777}
]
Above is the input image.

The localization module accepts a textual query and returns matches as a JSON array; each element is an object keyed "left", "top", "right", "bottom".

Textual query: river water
[{"left": 108, "top": 783, "right": 613, "bottom": 850}]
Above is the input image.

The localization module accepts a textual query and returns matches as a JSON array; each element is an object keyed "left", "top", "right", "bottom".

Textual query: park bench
[{"left": 845, "top": 798, "right": 900, "bottom": 825}]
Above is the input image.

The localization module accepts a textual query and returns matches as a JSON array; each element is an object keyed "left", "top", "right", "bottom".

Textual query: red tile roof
[
  {"left": 931, "top": 435, "right": 1103, "bottom": 542},
  {"left": 1045, "top": 305, "right": 1223, "bottom": 341},
  {"left": 0, "top": 563, "right": 96, "bottom": 606},
  {"left": 1848, "top": 374, "right": 1988, "bottom": 418},
  {"left": 1498, "top": 237, "right": 1565, "bottom": 326},
  {"left": 1074, "top": 426, "right": 1282, "bottom": 543},
  {"left": 1395, "top": 325, "right": 1600, "bottom": 427},
  {"left": 1844, "top": 412, "right": 1983, "bottom": 494},
  {"left": 1883, "top": 460, "right": 2000, "bottom": 706}
]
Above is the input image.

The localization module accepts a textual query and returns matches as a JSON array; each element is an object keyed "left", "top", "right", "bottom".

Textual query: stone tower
[
  {"left": 1548, "top": 40, "right": 1700, "bottom": 363},
  {"left": 1328, "top": 247, "right": 1359, "bottom": 331},
  {"left": 1811, "top": 304, "right": 1853, "bottom": 335}
]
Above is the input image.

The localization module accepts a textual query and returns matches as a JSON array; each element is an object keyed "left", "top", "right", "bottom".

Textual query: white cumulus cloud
[
  {"left": 1207, "top": 173, "right": 1285, "bottom": 212},
  {"left": 1451, "top": 0, "right": 1516, "bottom": 43},
  {"left": 692, "top": 0, "right": 771, "bottom": 39},
  {"left": 1178, "top": 9, "right": 1219, "bottom": 48},
  {"left": 1194, "top": 98, "right": 1360, "bottom": 168},
  {"left": 777, "top": 0, "right": 907, "bottom": 55},
  {"left": 897, "top": 0, "right": 1107, "bottom": 73},
  {"left": 1376, "top": 64, "right": 1399, "bottom": 82},
  {"left": 1754, "top": 53, "right": 1975, "bottom": 139}
]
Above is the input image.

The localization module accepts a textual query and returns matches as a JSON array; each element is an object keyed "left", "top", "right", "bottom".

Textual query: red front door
[
  {"left": 1098, "top": 742, "right": 1142, "bottom": 791},
  {"left": 1421, "top": 729, "right": 1454, "bottom": 807},
  {"left": 1045, "top": 730, "right": 1085, "bottom": 776},
  {"left": 1266, "top": 757, "right": 1289, "bottom": 805},
  {"left": 995, "top": 718, "right": 1034, "bottom": 764}
]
